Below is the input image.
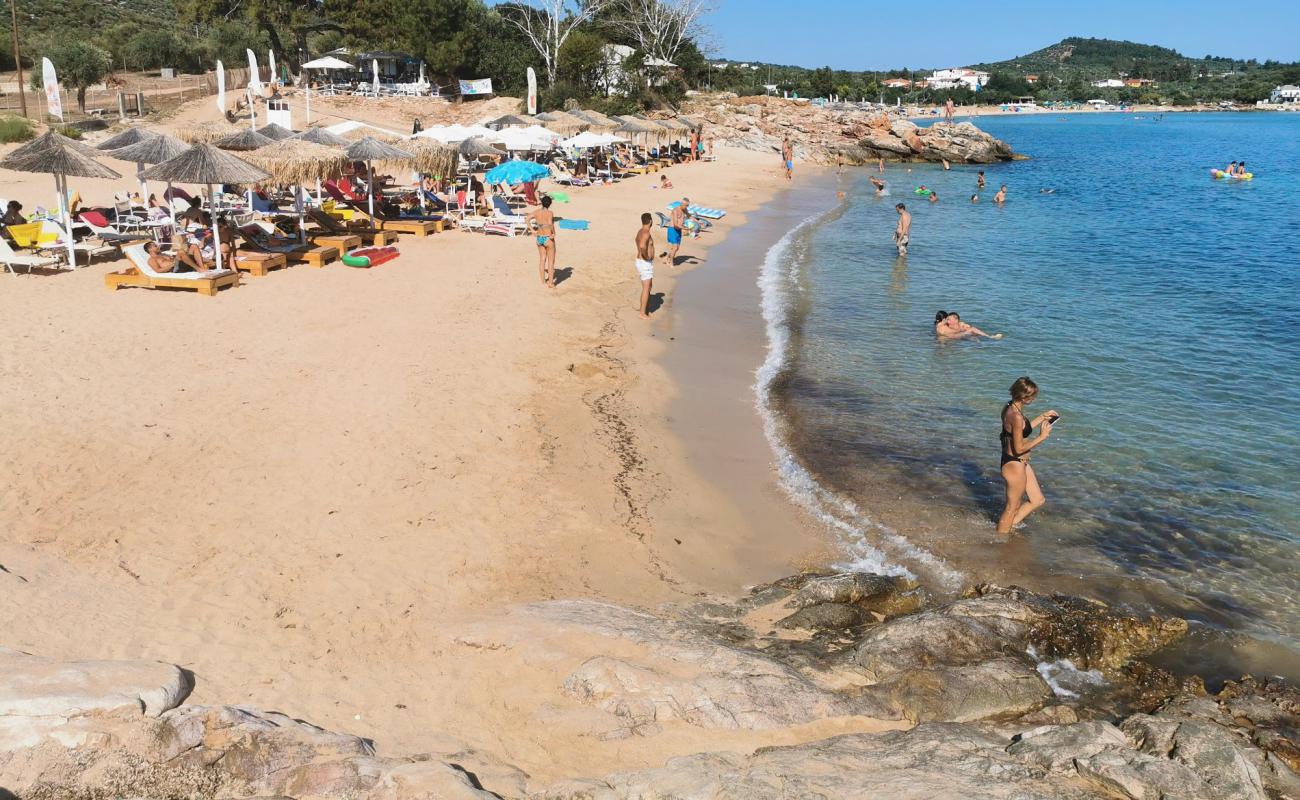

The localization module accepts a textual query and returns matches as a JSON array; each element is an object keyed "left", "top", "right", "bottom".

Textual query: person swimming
[
  {"left": 934, "top": 310, "right": 1001, "bottom": 340},
  {"left": 869, "top": 176, "right": 886, "bottom": 195},
  {"left": 970, "top": 194, "right": 979, "bottom": 203}
]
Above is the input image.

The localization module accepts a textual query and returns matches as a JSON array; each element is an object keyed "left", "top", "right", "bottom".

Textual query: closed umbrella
[
  {"left": 0, "top": 130, "right": 122, "bottom": 268},
  {"left": 142, "top": 143, "right": 271, "bottom": 273},
  {"left": 343, "top": 136, "right": 414, "bottom": 220},
  {"left": 484, "top": 160, "right": 549, "bottom": 186},
  {"left": 403, "top": 138, "right": 458, "bottom": 214}
]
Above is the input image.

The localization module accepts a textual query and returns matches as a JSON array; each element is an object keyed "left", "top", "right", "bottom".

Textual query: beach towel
[{"left": 557, "top": 219, "right": 589, "bottom": 231}]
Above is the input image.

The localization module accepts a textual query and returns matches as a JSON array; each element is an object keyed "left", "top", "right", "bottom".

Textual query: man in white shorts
[{"left": 635, "top": 212, "right": 655, "bottom": 320}]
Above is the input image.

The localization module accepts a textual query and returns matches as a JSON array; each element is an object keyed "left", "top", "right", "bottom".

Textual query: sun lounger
[
  {"left": 307, "top": 208, "right": 397, "bottom": 246},
  {"left": 239, "top": 225, "right": 339, "bottom": 268},
  {"left": 0, "top": 237, "right": 61, "bottom": 274},
  {"left": 322, "top": 186, "right": 438, "bottom": 237},
  {"left": 77, "top": 211, "right": 154, "bottom": 246},
  {"left": 104, "top": 242, "right": 240, "bottom": 296},
  {"left": 234, "top": 252, "right": 289, "bottom": 276}
]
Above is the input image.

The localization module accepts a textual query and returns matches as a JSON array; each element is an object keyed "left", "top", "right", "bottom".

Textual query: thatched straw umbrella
[
  {"left": 97, "top": 126, "right": 155, "bottom": 153},
  {"left": 256, "top": 122, "right": 297, "bottom": 141},
  {"left": 677, "top": 115, "right": 706, "bottom": 131},
  {"left": 537, "top": 110, "right": 588, "bottom": 136},
  {"left": 215, "top": 128, "right": 274, "bottom": 151},
  {"left": 179, "top": 121, "right": 235, "bottom": 144},
  {"left": 343, "top": 136, "right": 414, "bottom": 219},
  {"left": 486, "top": 114, "right": 534, "bottom": 130},
  {"left": 246, "top": 138, "right": 348, "bottom": 243},
  {"left": 403, "top": 138, "right": 459, "bottom": 214},
  {"left": 142, "top": 144, "right": 271, "bottom": 272},
  {"left": 1, "top": 130, "right": 122, "bottom": 267},
  {"left": 570, "top": 110, "right": 620, "bottom": 132},
  {"left": 107, "top": 132, "right": 190, "bottom": 210},
  {"left": 613, "top": 116, "right": 662, "bottom": 147},
  {"left": 295, "top": 126, "right": 350, "bottom": 147}
]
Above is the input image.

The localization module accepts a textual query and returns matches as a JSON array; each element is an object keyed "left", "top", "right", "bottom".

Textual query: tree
[
  {"left": 36, "top": 41, "right": 112, "bottom": 113},
  {"left": 809, "top": 65, "right": 832, "bottom": 98},
  {"left": 500, "top": 0, "right": 611, "bottom": 86},
  {"left": 558, "top": 28, "right": 608, "bottom": 94},
  {"left": 610, "top": 0, "right": 713, "bottom": 83}
]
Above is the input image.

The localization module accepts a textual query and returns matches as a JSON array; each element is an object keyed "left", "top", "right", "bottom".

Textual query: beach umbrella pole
[
  {"left": 367, "top": 158, "right": 375, "bottom": 220},
  {"left": 57, "top": 171, "right": 75, "bottom": 269},
  {"left": 295, "top": 185, "right": 305, "bottom": 244},
  {"left": 136, "top": 160, "right": 148, "bottom": 200},
  {"left": 208, "top": 182, "right": 222, "bottom": 274}
]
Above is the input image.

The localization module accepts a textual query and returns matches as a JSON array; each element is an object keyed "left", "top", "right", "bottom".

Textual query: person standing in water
[
  {"left": 996, "top": 376, "right": 1058, "bottom": 534},
  {"left": 894, "top": 203, "right": 911, "bottom": 256},
  {"left": 782, "top": 138, "right": 794, "bottom": 181},
  {"left": 525, "top": 196, "right": 557, "bottom": 288},
  {"left": 635, "top": 213, "right": 655, "bottom": 320},
  {"left": 878, "top": 157, "right": 885, "bottom": 173},
  {"left": 994, "top": 184, "right": 1007, "bottom": 204},
  {"left": 977, "top": 170, "right": 986, "bottom": 189}
]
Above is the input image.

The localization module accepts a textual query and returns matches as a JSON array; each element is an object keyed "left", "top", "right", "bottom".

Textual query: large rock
[
  {"left": 788, "top": 571, "right": 918, "bottom": 613},
  {"left": 0, "top": 646, "right": 190, "bottom": 751},
  {"left": 540, "top": 723, "right": 1108, "bottom": 800},
  {"left": 863, "top": 658, "right": 1052, "bottom": 723},
  {"left": 1122, "top": 713, "right": 1267, "bottom": 800},
  {"left": 853, "top": 611, "right": 1019, "bottom": 681},
  {"left": 1024, "top": 593, "right": 1189, "bottom": 672}
]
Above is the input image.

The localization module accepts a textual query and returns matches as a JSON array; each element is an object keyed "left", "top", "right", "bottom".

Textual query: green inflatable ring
[{"left": 341, "top": 253, "right": 372, "bottom": 267}]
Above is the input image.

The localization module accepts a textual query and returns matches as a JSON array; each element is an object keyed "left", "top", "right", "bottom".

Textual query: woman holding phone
[{"left": 997, "top": 376, "right": 1059, "bottom": 534}]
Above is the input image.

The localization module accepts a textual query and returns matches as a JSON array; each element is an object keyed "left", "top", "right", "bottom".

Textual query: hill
[{"left": 973, "top": 37, "right": 1187, "bottom": 75}]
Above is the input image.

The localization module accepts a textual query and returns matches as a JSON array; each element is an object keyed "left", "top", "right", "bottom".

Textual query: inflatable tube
[
  {"left": 342, "top": 253, "right": 372, "bottom": 267},
  {"left": 914, "top": 187, "right": 932, "bottom": 196},
  {"left": 342, "top": 246, "right": 400, "bottom": 268},
  {"left": 1211, "top": 170, "right": 1254, "bottom": 180}
]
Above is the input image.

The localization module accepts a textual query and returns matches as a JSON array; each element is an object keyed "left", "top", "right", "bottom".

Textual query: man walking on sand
[
  {"left": 664, "top": 198, "right": 688, "bottom": 265},
  {"left": 635, "top": 213, "right": 655, "bottom": 319},
  {"left": 782, "top": 138, "right": 794, "bottom": 181},
  {"left": 894, "top": 202, "right": 911, "bottom": 256}
]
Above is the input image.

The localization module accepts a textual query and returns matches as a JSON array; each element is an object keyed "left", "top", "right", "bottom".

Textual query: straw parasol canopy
[
  {"left": 537, "top": 110, "right": 589, "bottom": 135},
  {"left": 458, "top": 136, "right": 506, "bottom": 158},
  {"left": 179, "top": 120, "right": 235, "bottom": 144},
  {"left": 486, "top": 114, "right": 534, "bottom": 130},
  {"left": 677, "top": 115, "right": 706, "bottom": 131},
  {"left": 654, "top": 117, "right": 692, "bottom": 133},
  {"left": 256, "top": 122, "right": 297, "bottom": 141},
  {"left": 215, "top": 128, "right": 274, "bottom": 151},
  {"left": 404, "top": 138, "right": 458, "bottom": 178},
  {"left": 344, "top": 136, "right": 414, "bottom": 164},
  {"left": 97, "top": 126, "right": 156, "bottom": 152},
  {"left": 1, "top": 130, "right": 122, "bottom": 179},
  {"left": 245, "top": 138, "right": 348, "bottom": 185},
  {"left": 570, "top": 109, "right": 620, "bottom": 131},
  {"left": 141, "top": 143, "right": 271, "bottom": 185},
  {"left": 295, "top": 126, "right": 350, "bottom": 147},
  {"left": 107, "top": 132, "right": 190, "bottom": 165}
]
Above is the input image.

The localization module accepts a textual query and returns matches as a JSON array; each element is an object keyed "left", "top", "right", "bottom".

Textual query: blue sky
[{"left": 703, "top": 0, "right": 1300, "bottom": 69}]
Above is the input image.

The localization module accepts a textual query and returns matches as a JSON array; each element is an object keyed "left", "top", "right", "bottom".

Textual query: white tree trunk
[{"left": 502, "top": 0, "right": 611, "bottom": 87}]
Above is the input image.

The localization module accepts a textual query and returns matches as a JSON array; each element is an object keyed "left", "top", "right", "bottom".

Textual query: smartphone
[{"left": 1045, "top": 414, "right": 1061, "bottom": 425}]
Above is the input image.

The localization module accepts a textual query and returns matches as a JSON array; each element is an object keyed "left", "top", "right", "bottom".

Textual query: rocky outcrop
[{"left": 682, "top": 94, "right": 1020, "bottom": 165}]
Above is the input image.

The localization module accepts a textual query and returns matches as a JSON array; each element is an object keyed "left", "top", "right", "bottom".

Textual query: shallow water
[{"left": 761, "top": 112, "right": 1300, "bottom": 661}]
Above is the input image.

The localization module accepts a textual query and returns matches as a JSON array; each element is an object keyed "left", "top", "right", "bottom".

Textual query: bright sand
[{"left": 0, "top": 98, "right": 880, "bottom": 785}]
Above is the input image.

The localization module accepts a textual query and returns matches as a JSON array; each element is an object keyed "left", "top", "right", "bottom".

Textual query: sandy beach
[{"left": 0, "top": 94, "right": 862, "bottom": 785}]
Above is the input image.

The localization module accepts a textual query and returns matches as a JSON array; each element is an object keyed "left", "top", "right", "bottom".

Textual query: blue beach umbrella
[{"left": 485, "top": 159, "right": 549, "bottom": 186}]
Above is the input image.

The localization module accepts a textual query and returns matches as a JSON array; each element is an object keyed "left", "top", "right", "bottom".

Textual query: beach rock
[
  {"left": 788, "top": 571, "right": 918, "bottom": 613},
  {"left": 1008, "top": 721, "right": 1132, "bottom": 771},
  {"left": 862, "top": 658, "right": 1052, "bottom": 722},
  {"left": 1073, "top": 750, "right": 1214, "bottom": 800},
  {"left": 1122, "top": 713, "right": 1267, "bottom": 800},
  {"left": 0, "top": 645, "right": 190, "bottom": 751},
  {"left": 853, "top": 611, "right": 1019, "bottom": 680},
  {"left": 776, "top": 601, "right": 871, "bottom": 630},
  {"left": 539, "top": 723, "right": 1108, "bottom": 800},
  {"left": 1025, "top": 593, "right": 1190, "bottom": 672}
]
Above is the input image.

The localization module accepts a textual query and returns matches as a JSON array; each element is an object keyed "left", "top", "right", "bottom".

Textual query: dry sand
[{"left": 0, "top": 94, "right": 862, "bottom": 785}]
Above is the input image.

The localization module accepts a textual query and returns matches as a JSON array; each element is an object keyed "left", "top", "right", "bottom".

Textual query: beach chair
[
  {"left": 0, "top": 236, "right": 61, "bottom": 274},
  {"left": 104, "top": 242, "right": 240, "bottom": 296},
  {"left": 238, "top": 224, "right": 339, "bottom": 268},
  {"left": 322, "top": 185, "right": 438, "bottom": 237},
  {"left": 77, "top": 211, "right": 154, "bottom": 246},
  {"left": 489, "top": 196, "right": 528, "bottom": 232},
  {"left": 37, "top": 220, "right": 118, "bottom": 266},
  {"left": 306, "top": 208, "right": 396, "bottom": 247},
  {"left": 549, "top": 161, "right": 591, "bottom": 187}
]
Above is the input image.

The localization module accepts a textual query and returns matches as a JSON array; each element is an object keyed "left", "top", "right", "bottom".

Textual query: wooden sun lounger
[
  {"left": 273, "top": 244, "right": 338, "bottom": 268},
  {"left": 369, "top": 215, "right": 437, "bottom": 237},
  {"left": 105, "top": 266, "right": 240, "bottom": 296},
  {"left": 311, "top": 209, "right": 398, "bottom": 246},
  {"left": 234, "top": 252, "right": 289, "bottom": 276},
  {"left": 307, "top": 232, "right": 362, "bottom": 251}
]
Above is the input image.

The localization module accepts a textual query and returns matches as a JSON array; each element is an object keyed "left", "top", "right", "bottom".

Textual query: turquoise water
[{"left": 763, "top": 113, "right": 1300, "bottom": 654}]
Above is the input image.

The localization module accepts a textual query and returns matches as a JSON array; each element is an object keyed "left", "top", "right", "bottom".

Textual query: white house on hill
[
  {"left": 1091, "top": 79, "right": 1125, "bottom": 89},
  {"left": 599, "top": 44, "right": 676, "bottom": 97},
  {"left": 1270, "top": 85, "right": 1300, "bottom": 104},
  {"left": 927, "top": 68, "right": 990, "bottom": 91}
]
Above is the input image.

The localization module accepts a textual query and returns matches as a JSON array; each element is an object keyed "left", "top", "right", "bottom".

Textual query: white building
[
  {"left": 599, "top": 44, "right": 676, "bottom": 97},
  {"left": 1270, "top": 85, "right": 1300, "bottom": 104},
  {"left": 927, "top": 68, "right": 990, "bottom": 91},
  {"left": 1091, "top": 79, "right": 1125, "bottom": 89}
]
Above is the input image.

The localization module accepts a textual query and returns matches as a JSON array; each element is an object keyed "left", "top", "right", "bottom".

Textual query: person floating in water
[
  {"left": 996, "top": 376, "right": 1058, "bottom": 534},
  {"left": 942, "top": 158, "right": 951, "bottom": 171},
  {"left": 934, "top": 311, "right": 1001, "bottom": 339},
  {"left": 1226, "top": 161, "right": 1238, "bottom": 176},
  {"left": 928, "top": 191, "right": 939, "bottom": 203},
  {"left": 869, "top": 176, "right": 886, "bottom": 195},
  {"left": 894, "top": 202, "right": 911, "bottom": 256},
  {"left": 1236, "top": 161, "right": 1248, "bottom": 177}
]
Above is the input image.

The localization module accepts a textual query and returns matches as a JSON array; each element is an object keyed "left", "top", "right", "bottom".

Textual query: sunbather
[
  {"left": 2, "top": 201, "right": 25, "bottom": 226},
  {"left": 148, "top": 240, "right": 203, "bottom": 273}
]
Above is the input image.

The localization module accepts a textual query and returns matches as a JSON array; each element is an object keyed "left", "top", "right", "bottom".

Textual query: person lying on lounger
[{"left": 148, "top": 240, "right": 204, "bottom": 273}]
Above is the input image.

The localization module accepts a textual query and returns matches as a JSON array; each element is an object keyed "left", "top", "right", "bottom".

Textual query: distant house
[
  {"left": 1124, "top": 78, "right": 1155, "bottom": 88},
  {"left": 927, "top": 68, "right": 990, "bottom": 91},
  {"left": 1024, "top": 74, "right": 1039, "bottom": 84},
  {"left": 599, "top": 44, "right": 675, "bottom": 97},
  {"left": 762, "top": 83, "right": 779, "bottom": 95},
  {"left": 1091, "top": 79, "right": 1125, "bottom": 89},
  {"left": 1271, "top": 85, "right": 1300, "bottom": 104},
  {"left": 881, "top": 78, "right": 913, "bottom": 89},
  {"left": 354, "top": 51, "right": 416, "bottom": 78}
]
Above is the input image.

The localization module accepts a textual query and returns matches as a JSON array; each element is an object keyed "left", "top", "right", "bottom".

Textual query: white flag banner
[
  {"left": 216, "top": 60, "right": 226, "bottom": 112},
  {"left": 42, "top": 57, "right": 63, "bottom": 121},
  {"left": 246, "top": 48, "right": 261, "bottom": 94},
  {"left": 526, "top": 67, "right": 537, "bottom": 115},
  {"left": 269, "top": 51, "right": 277, "bottom": 84},
  {"left": 372, "top": 59, "right": 380, "bottom": 95}
]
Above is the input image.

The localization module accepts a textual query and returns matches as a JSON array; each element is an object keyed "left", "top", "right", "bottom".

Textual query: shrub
[
  {"left": 0, "top": 115, "right": 35, "bottom": 143},
  {"left": 57, "top": 125, "right": 84, "bottom": 139}
]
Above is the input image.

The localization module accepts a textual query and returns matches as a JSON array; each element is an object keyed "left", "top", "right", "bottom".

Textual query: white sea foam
[
  {"left": 754, "top": 207, "right": 963, "bottom": 588},
  {"left": 1027, "top": 646, "right": 1107, "bottom": 698}
]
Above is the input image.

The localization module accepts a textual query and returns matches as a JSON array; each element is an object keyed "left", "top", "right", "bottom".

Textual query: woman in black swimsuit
[{"left": 996, "top": 376, "right": 1058, "bottom": 534}]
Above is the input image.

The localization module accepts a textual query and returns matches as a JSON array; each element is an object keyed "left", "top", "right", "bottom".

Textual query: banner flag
[
  {"left": 42, "top": 57, "right": 63, "bottom": 121},
  {"left": 246, "top": 49, "right": 261, "bottom": 93},
  {"left": 216, "top": 60, "right": 226, "bottom": 112},
  {"left": 459, "top": 78, "right": 493, "bottom": 96},
  {"left": 372, "top": 59, "right": 380, "bottom": 95},
  {"left": 526, "top": 67, "right": 537, "bottom": 115}
]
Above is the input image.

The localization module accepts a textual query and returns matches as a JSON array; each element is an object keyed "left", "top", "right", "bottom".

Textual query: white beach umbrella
[
  {"left": 301, "top": 56, "right": 353, "bottom": 70},
  {"left": 562, "top": 131, "right": 611, "bottom": 149}
]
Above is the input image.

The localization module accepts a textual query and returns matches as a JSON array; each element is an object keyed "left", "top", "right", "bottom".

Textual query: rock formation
[{"left": 2, "top": 574, "right": 1296, "bottom": 799}]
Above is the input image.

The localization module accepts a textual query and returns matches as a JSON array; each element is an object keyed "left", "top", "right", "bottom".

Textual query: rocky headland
[
  {"left": 682, "top": 95, "right": 1021, "bottom": 165},
  {"left": 4, "top": 573, "right": 1297, "bottom": 799}
]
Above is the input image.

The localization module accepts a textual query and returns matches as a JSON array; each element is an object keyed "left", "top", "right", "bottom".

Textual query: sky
[{"left": 702, "top": 0, "right": 1300, "bottom": 69}]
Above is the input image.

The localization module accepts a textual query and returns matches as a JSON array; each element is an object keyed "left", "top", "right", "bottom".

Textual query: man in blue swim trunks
[
  {"left": 526, "top": 195, "right": 557, "bottom": 288},
  {"left": 664, "top": 197, "right": 688, "bottom": 265},
  {"left": 782, "top": 138, "right": 793, "bottom": 181}
]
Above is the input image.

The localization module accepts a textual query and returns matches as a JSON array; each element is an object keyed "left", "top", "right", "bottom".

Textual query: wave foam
[{"left": 754, "top": 206, "right": 963, "bottom": 589}]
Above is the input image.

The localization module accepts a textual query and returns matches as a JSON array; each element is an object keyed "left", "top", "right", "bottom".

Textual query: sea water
[{"left": 759, "top": 112, "right": 1300, "bottom": 662}]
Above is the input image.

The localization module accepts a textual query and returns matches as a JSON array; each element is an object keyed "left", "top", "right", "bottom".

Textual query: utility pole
[{"left": 10, "top": 0, "right": 27, "bottom": 117}]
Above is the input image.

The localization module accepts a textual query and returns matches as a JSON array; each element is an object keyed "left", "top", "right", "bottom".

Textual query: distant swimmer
[
  {"left": 942, "top": 158, "right": 951, "bottom": 171},
  {"left": 1236, "top": 161, "right": 1249, "bottom": 176},
  {"left": 996, "top": 376, "right": 1058, "bottom": 534},
  {"left": 878, "top": 157, "right": 885, "bottom": 173},
  {"left": 935, "top": 311, "right": 1001, "bottom": 340},
  {"left": 869, "top": 175, "right": 886, "bottom": 195},
  {"left": 894, "top": 202, "right": 911, "bottom": 256},
  {"left": 994, "top": 184, "right": 1007, "bottom": 204},
  {"left": 928, "top": 191, "right": 939, "bottom": 203},
  {"left": 1226, "top": 160, "right": 1238, "bottom": 176},
  {"left": 977, "top": 170, "right": 986, "bottom": 189},
  {"left": 1039, "top": 188, "right": 1055, "bottom": 194},
  {"left": 970, "top": 194, "right": 980, "bottom": 203}
]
